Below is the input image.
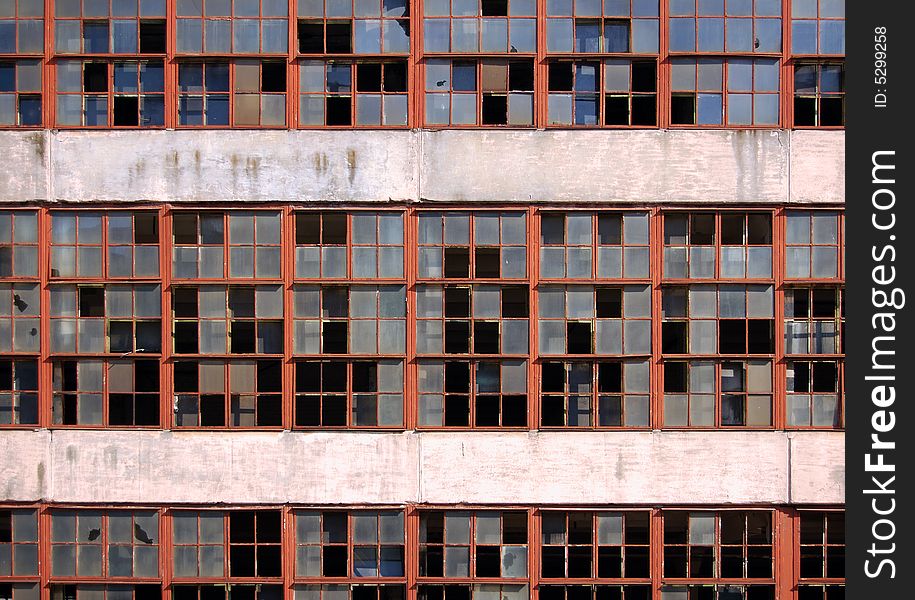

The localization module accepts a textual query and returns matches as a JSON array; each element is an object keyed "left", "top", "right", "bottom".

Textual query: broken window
[
  {"left": 294, "top": 510, "right": 405, "bottom": 579},
  {"left": 661, "top": 285, "right": 774, "bottom": 356},
  {"left": 293, "top": 285, "right": 405, "bottom": 355},
  {"left": 173, "top": 286, "right": 282, "bottom": 355},
  {"left": 538, "top": 285, "right": 650, "bottom": 355},
  {"left": 0, "top": 359, "right": 38, "bottom": 425},
  {"left": 423, "top": 0, "right": 534, "bottom": 53},
  {"left": 791, "top": 0, "right": 845, "bottom": 55},
  {"left": 51, "top": 358, "right": 159, "bottom": 427},
  {"left": 177, "top": 63, "right": 230, "bottom": 126},
  {"left": 415, "top": 285, "right": 528, "bottom": 355},
  {"left": 173, "top": 212, "right": 282, "bottom": 279},
  {"left": 540, "top": 511, "right": 650, "bottom": 581},
  {"left": 295, "top": 212, "right": 405, "bottom": 279},
  {"left": 51, "top": 211, "right": 159, "bottom": 277},
  {"left": 50, "top": 510, "right": 159, "bottom": 578},
  {"left": 0, "top": 61, "right": 42, "bottom": 127},
  {"left": 663, "top": 360, "right": 772, "bottom": 428},
  {"left": 662, "top": 213, "right": 714, "bottom": 278},
  {"left": 719, "top": 213, "right": 772, "bottom": 278},
  {"left": 669, "top": 0, "right": 781, "bottom": 53},
  {"left": 547, "top": 59, "right": 657, "bottom": 127},
  {"left": 176, "top": 0, "right": 288, "bottom": 54},
  {"left": 49, "top": 284, "right": 161, "bottom": 354},
  {"left": 417, "top": 360, "right": 527, "bottom": 428},
  {"left": 659, "top": 585, "right": 774, "bottom": 600},
  {"left": 0, "top": 0, "right": 44, "bottom": 55},
  {"left": 545, "top": 0, "right": 659, "bottom": 53},
  {"left": 786, "top": 361, "right": 841, "bottom": 428},
  {"left": 173, "top": 359, "right": 282, "bottom": 428},
  {"left": 55, "top": 61, "right": 165, "bottom": 127},
  {"left": 797, "top": 511, "right": 844, "bottom": 597},
  {"left": 784, "top": 287, "right": 843, "bottom": 354},
  {"left": 50, "top": 586, "right": 161, "bottom": 600},
  {"left": 297, "top": 0, "right": 410, "bottom": 55},
  {"left": 173, "top": 584, "right": 280, "bottom": 600},
  {"left": 0, "top": 508, "right": 38, "bottom": 577},
  {"left": 785, "top": 211, "right": 841, "bottom": 279},
  {"left": 539, "top": 212, "right": 649, "bottom": 278},
  {"left": 293, "top": 585, "right": 406, "bottom": 600},
  {"left": 662, "top": 511, "right": 773, "bottom": 591},
  {"left": 295, "top": 360, "right": 404, "bottom": 427},
  {"left": 53, "top": 0, "right": 167, "bottom": 54},
  {"left": 424, "top": 60, "right": 535, "bottom": 126},
  {"left": 172, "top": 510, "right": 282, "bottom": 580},
  {"left": 417, "top": 585, "right": 528, "bottom": 600},
  {"left": 670, "top": 59, "right": 779, "bottom": 127},
  {"left": 540, "top": 360, "right": 649, "bottom": 428},
  {"left": 419, "top": 511, "right": 528, "bottom": 579},
  {"left": 299, "top": 60, "right": 409, "bottom": 127},
  {"left": 418, "top": 212, "right": 527, "bottom": 279},
  {"left": 793, "top": 62, "right": 844, "bottom": 127},
  {"left": 0, "top": 283, "right": 40, "bottom": 353}
]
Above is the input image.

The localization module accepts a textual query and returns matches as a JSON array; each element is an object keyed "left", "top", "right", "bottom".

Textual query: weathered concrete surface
[
  {"left": 0, "top": 130, "right": 844, "bottom": 205},
  {"left": 0, "top": 430, "right": 844, "bottom": 505}
]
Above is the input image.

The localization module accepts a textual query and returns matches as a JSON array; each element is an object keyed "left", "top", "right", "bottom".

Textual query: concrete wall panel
[
  {"left": 789, "top": 131, "right": 846, "bottom": 203},
  {"left": 0, "top": 431, "right": 843, "bottom": 505}
]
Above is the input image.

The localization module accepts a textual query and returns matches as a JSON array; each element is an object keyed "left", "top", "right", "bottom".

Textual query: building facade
[{"left": 1, "top": 2, "right": 844, "bottom": 600}]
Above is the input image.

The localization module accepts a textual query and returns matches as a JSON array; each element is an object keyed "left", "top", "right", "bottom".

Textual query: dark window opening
[
  {"left": 139, "top": 21, "right": 167, "bottom": 54},
  {"left": 474, "top": 247, "right": 501, "bottom": 278},
  {"left": 113, "top": 96, "right": 140, "bottom": 126}
]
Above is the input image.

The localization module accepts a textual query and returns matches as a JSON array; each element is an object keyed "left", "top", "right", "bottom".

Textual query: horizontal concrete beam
[
  {"left": 0, "top": 430, "right": 843, "bottom": 505},
  {"left": 0, "top": 129, "right": 843, "bottom": 205}
]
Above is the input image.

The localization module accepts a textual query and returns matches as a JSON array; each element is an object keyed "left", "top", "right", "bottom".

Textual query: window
[
  {"left": 0, "top": 61, "right": 42, "bottom": 127},
  {"left": 793, "top": 62, "right": 843, "bottom": 127},
  {"left": 294, "top": 510, "right": 405, "bottom": 578},
  {"left": 173, "top": 212, "right": 282, "bottom": 279},
  {"left": 173, "top": 286, "right": 282, "bottom": 355},
  {"left": 784, "top": 287, "right": 843, "bottom": 354},
  {"left": 295, "top": 212, "right": 405, "bottom": 279},
  {"left": 546, "top": 0, "right": 659, "bottom": 53},
  {"left": 425, "top": 60, "right": 534, "bottom": 126},
  {"left": 50, "top": 285, "right": 162, "bottom": 354},
  {"left": 299, "top": 61, "right": 409, "bottom": 127},
  {"left": 56, "top": 60, "right": 165, "bottom": 127},
  {"left": 540, "top": 360, "right": 649, "bottom": 427},
  {"left": 294, "top": 360, "right": 404, "bottom": 427},
  {"left": 50, "top": 510, "right": 159, "bottom": 578},
  {"left": 418, "top": 510, "right": 528, "bottom": 578},
  {"left": 791, "top": 0, "right": 844, "bottom": 55},
  {"left": 50, "top": 586, "right": 161, "bottom": 600},
  {"left": 292, "top": 286, "right": 406, "bottom": 355},
  {"left": 416, "top": 285, "right": 529, "bottom": 355},
  {"left": 54, "top": 0, "right": 166, "bottom": 54},
  {"left": 417, "top": 360, "right": 527, "bottom": 427},
  {"left": 51, "top": 359, "right": 160, "bottom": 426},
  {"left": 786, "top": 361, "right": 841, "bottom": 428},
  {"left": 669, "top": 0, "right": 782, "bottom": 53},
  {"left": 661, "top": 285, "right": 774, "bottom": 355},
  {"left": 540, "top": 212, "right": 649, "bottom": 278},
  {"left": 0, "top": 0, "right": 44, "bottom": 54},
  {"left": 663, "top": 212, "right": 773, "bottom": 279},
  {"left": 662, "top": 511, "right": 774, "bottom": 599},
  {"left": 417, "top": 212, "right": 527, "bottom": 279},
  {"left": 177, "top": 62, "right": 287, "bottom": 127},
  {"left": 0, "top": 283, "right": 39, "bottom": 353},
  {"left": 663, "top": 360, "right": 772, "bottom": 427},
  {"left": 0, "top": 359, "right": 38, "bottom": 425},
  {"left": 294, "top": 585, "right": 405, "bottom": 600},
  {"left": 172, "top": 510, "right": 282, "bottom": 578},
  {"left": 297, "top": 0, "right": 410, "bottom": 55},
  {"left": 0, "top": 508, "right": 38, "bottom": 576},
  {"left": 423, "top": 0, "right": 536, "bottom": 53},
  {"left": 670, "top": 58, "right": 779, "bottom": 126},
  {"left": 173, "top": 359, "right": 282, "bottom": 427},
  {"left": 0, "top": 212, "right": 38, "bottom": 278},
  {"left": 538, "top": 285, "right": 651, "bottom": 356},
  {"left": 797, "top": 512, "right": 844, "bottom": 599},
  {"left": 176, "top": 0, "right": 288, "bottom": 54},
  {"left": 51, "top": 212, "right": 160, "bottom": 277},
  {"left": 785, "top": 211, "right": 841, "bottom": 279},
  {"left": 540, "top": 511, "right": 650, "bottom": 587},
  {"left": 547, "top": 60, "right": 657, "bottom": 127}
]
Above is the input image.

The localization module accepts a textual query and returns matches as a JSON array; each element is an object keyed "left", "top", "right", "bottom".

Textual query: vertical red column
[{"left": 649, "top": 208, "right": 663, "bottom": 430}]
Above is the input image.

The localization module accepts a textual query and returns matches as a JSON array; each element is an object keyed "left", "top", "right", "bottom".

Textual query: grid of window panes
[{"left": 0, "top": 0, "right": 851, "bottom": 128}]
